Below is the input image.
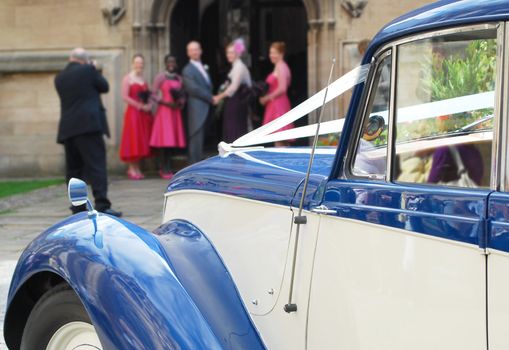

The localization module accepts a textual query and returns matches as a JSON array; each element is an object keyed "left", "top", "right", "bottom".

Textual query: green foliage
[
  {"left": 428, "top": 39, "right": 496, "bottom": 100},
  {"left": 397, "top": 38, "right": 496, "bottom": 143}
]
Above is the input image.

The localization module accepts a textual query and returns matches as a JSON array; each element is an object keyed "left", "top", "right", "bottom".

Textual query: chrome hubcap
[{"left": 46, "top": 321, "right": 102, "bottom": 350}]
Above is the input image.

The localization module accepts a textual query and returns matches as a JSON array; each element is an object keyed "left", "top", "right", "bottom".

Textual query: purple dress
[
  {"left": 427, "top": 145, "right": 483, "bottom": 185},
  {"left": 222, "top": 59, "right": 252, "bottom": 143}
]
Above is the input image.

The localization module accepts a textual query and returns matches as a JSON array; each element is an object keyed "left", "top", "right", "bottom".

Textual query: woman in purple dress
[
  {"left": 213, "top": 39, "right": 252, "bottom": 143},
  {"left": 427, "top": 145, "right": 483, "bottom": 185},
  {"left": 427, "top": 115, "right": 483, "bottom": 186}
]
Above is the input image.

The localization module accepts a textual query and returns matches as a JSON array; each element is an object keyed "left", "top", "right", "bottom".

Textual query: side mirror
[{"left": 68, "top": 178, "right": 96, "bottom": 216}]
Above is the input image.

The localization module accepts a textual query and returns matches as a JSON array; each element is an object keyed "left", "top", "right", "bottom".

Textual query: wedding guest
[
  {"left": 427, "top": 115, "right": 483, "bottom": 186},
  {"left": 150, "top": 55, "right": 186, "bottom": 179},
  {"left": 259, "top": 41, "right": 293, "bottom": 147},
  {"left": 55, "top": 47, "right": 121, "bottom": 217},
  {"left": 213, "top": 39, "right": 252, "bottom": 143},
  {"left": 119, "top": 54, "right": 153, "bottom": 179},
  {"left": 182, "top": 41, "right": 213, "bottom": 164}
]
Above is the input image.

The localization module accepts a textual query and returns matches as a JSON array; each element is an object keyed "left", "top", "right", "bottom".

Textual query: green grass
[{"left": 0, "top": 179, "right": 65, "bottom": 199}]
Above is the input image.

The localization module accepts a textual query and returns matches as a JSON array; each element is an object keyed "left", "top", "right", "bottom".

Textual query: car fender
[{"left": 4, "top": 213, "right": 264, "bottom": 349}]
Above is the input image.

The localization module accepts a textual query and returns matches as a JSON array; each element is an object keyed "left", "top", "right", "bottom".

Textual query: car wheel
[{"left": 20, "top": 283, "right": 102, "bottom": 350}]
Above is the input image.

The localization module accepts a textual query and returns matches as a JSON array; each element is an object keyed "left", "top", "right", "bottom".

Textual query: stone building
[{"left": 0, "top": 0, "right": 431, "bottom": 176}]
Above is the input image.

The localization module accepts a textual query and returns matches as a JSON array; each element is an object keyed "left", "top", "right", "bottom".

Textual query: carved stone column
[
  {"left": 146, "top": 0, "right": 177, "bottom": 78},
  {"left": 307, "top": 20, "right": 323, "bottom": 125},
  {"left": 132, "top": 0, "right": 143, "bottom": 53}
]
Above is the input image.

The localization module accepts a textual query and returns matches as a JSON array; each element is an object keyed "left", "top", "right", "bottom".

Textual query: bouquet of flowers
[
  {"left": 214, "top": 80, "right": 229, "bottom": 119},
  {"left": 169, "top": 88, "right": 186, "bottom": 109},
  {"left": 137, "top": 90, "right": 151, "bottom": 104},
  {"left": 251, "top": 81, "right": 269, "bottom": 98}
]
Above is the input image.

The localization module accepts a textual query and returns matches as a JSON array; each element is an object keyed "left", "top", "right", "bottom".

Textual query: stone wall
[
  {"left": 0, "top": 0, "right": 134, "bottom": 177},
  {"left": 0, "top": 72, "right": 62, "bottom": 175},
  {"left": 0, "top": 0, "right": 132, "bottom": 50}
]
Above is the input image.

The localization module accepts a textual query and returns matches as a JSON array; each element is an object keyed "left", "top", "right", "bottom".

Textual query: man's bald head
[
  {"left": 70, "top": 47, "right": 89, "bottom": 64},
  {"left": 187, "top": 41, "right": 202, "bottom": 61}
]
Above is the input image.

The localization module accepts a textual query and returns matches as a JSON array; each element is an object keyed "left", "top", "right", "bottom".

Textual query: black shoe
[
  {"left": 70, "top": 204, "right": 87, "bottom": 215},
  {"left": 101, "top": 208, "right": 123, "bottom": 217}
]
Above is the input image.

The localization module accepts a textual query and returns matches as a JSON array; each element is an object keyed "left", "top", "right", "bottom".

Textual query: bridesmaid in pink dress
[
  {"left": 119, "top": 54, "right": 153, "bottom": 180},
  {"left": 259, "top": 41, "right": 293, "bottom": 147},
  {"left": 150, "top": 55, "right": 187, "bottom": 179}
]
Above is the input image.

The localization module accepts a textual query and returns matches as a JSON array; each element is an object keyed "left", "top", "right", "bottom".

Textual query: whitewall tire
[{"left": 47, "top": 321, "right": 101, "bottom": 350}]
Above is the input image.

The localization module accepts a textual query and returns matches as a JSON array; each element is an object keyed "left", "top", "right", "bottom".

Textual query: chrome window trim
[
  {"left": 386, "top": 44, "right": 397, "bottom": 183},
  {"left": 492, "top": 22, "right": 505, "bottom": 191},
  {"left": 344, "top": 48, "right": 392, "bottom": 180},
  {"left": 499, "top": 22, "right": 509, "bottom": 192}
]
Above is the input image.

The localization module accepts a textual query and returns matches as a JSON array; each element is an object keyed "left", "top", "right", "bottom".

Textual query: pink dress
[
  {"left": 263, "top": 65, "right": 293, "bottom": 132},
  {"left": 119, "top": 81, "right": 152, "bottom": 162},
  {"left": 150, "top": 75, "right": 186, "bottom": 148}
]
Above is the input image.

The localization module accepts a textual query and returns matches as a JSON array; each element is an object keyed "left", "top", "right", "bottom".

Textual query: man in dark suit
[
  {"left": 55, "top": 47, "right": 121, "bottom": 217},
  {"left": 182, "top": 41, "right": 213, "bottom": 164}
]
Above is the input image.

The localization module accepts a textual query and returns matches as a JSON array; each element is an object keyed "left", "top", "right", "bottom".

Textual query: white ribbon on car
[
  {"left": 218, "top": 62, "right": 496, "bottom": 155},
  {"left": 375, "top": 90, "right": 495, "bottom": 124},
  {"left": 217, "top": 64, "right": 371, "bottom": 154}
]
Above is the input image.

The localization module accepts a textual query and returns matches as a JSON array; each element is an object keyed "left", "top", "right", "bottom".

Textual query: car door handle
[{"left": 311, "top": 205, "right": 337, "bottom": 215}]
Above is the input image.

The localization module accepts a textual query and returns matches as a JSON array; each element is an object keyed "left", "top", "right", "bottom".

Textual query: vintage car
[{"left": 5, "top": 0, "right": 509, "bottom": 349}]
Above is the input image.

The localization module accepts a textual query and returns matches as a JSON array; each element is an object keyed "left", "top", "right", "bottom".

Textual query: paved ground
[{"left": 0, "top": 178, "right": 169, "bottom": 349}]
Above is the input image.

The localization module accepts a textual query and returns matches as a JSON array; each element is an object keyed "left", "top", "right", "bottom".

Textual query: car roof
[{"left": 368, "top": 0, "right": 509, "bottom": 59}]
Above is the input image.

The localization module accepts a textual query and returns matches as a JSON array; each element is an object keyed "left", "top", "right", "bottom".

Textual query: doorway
[{"left": 170, "top": 0, "right": 308, "bottom": 148}]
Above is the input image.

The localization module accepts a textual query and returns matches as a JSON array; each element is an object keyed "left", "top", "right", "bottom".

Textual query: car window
[
  {"left": 392, "top": 28, "right": 497, "bottom": 188},
  {"left": 351, "top": 52, "right": 391, "bottom": 178}
]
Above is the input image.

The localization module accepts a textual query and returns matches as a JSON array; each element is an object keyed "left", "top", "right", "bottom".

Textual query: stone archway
[{"left": 302, "top": 0, "right": 321, "bottom": 23}]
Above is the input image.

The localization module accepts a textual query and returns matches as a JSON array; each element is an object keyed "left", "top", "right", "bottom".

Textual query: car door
[{"left": 307, "top": 23, "right": 502, "bottom": 349}]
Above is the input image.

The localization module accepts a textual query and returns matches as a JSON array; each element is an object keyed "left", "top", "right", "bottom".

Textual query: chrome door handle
[{"left": 311, "top": 205, "right": 337, "bottom": 215}]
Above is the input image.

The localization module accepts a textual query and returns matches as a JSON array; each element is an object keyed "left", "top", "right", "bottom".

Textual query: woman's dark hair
[
  {"left": 164, "top": 54, "right": 177, "bottom": 63},
  {"left": 164, "top": 55, "right": 178, "bottom": 71}
]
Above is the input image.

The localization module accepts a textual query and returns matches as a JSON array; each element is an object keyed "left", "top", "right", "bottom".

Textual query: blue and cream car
[{"left": 5, "top": 1, "right": 509, "bottom": 349}]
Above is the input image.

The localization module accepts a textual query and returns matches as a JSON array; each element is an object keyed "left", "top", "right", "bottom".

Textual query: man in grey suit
[{"left": 182, "top": 41, "right": 213, "bottom": 164}]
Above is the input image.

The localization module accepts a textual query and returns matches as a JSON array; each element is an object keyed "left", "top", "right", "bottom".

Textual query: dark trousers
[
  {"left": 159, "top": 148, "right": 173, "bottom": 173},
  {"left": 188, "top": 127, "right": 204, "bottom": 164},
  {"left": 64, "top": 132, "right": 111, "bottom": 212}
]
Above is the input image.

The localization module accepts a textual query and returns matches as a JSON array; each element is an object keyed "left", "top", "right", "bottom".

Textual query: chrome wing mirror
[{"left": 68, "top": 178, "right": 97, "bottom": 217}]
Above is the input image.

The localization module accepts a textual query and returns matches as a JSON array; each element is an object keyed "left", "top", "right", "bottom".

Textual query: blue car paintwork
[
  {"left": 322, "top": 180, "right": 489, "bottom": 247},
  {"left": 291, "top": 173, "right": 329, "bottom": 209},
  {"left": 488, "top": 193, "right": 509, "bottom": 253},
  {"left": 5, "top": 213, "right": 264, "bottom": 349},
  {"left": 153, "top": 220, "right": 265, "bottom": 349},
  {"left": 168, "top": 149, "right": 335, "bottom": 208}
]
